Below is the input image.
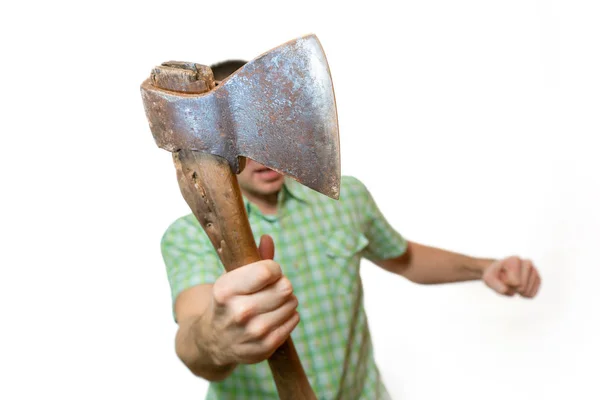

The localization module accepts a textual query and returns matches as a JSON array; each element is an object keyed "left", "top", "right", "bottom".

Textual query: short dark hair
[{"left": 210, "top": 60, "right": 247, "bottom": 81}]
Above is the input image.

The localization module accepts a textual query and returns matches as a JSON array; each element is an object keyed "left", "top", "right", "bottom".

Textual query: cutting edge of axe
[{"left": 140, "top": 34, "right": 341, "bottom": 200}]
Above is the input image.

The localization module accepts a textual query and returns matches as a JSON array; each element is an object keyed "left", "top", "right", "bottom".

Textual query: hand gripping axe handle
[{"left": 140, "top": 35, "right": 341, "bottom": 399}]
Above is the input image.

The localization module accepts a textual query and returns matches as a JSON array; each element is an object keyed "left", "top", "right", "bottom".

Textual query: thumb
[
  {"left": 258, "top": 234, "right": 275, "bottom": 260},
  {"left": 484, "top": 265, "right": 513, "bottom": 296}
]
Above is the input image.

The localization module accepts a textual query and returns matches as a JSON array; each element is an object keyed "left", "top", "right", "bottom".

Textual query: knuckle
[
  {"left": 212, "top": 283, "right": 231, "bottom": 305},
  {"left": 268, "top": 260, "right": 283, "bottom": 276},
  {"left": 248, "top": 321, "right": 270, "bottom": 339},
  {"left": 263, "top": 331, "right": 283, "bottom": 351},
  {"left": 498, "top": 286, "right": 511, "bottom": 295},
  {"left": 255, "top": 262, "right": 278, "bottom": 283},
  {"left": 254, "top": 269, "right": 270, "bottom": 286},
  {"left": 233, "top": 303, "right": 254, "bottom": 324},
  {"left": 284, "top": 296, "right": 299, "bottom": 314},
  {"left": 278, "top": 277, "right": 294, "bottom": 296},
  {"left": 508, "top": 255, "right": 520, "bottom": 263},
  {"left": 290, "top": 295, "right": 299, "bottom": 309},
  {"left": 273, "top": 263, "right": 284, "bottom": 279}
]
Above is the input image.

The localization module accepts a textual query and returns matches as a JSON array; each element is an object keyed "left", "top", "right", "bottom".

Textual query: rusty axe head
[{"left": 140, "top": 34, "right": 341, "bottom": 199}]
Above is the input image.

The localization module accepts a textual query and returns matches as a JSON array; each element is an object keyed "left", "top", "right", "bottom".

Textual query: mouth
[{"left": 254, "top": 167, "right": 282, "bottom": 180}]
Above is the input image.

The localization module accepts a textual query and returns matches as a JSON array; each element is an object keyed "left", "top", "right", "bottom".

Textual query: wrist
[
  {"left": 464, "top": 257, "right": 495, "bottom": 279},
  {"left": 194, "top": 311, "right": 236, "bottom": 369},
  {"left": 474, "top": 257, "right": 496, "bottom": 277}
]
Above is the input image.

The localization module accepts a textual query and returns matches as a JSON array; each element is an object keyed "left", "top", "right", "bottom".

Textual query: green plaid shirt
[{"left": 161, "top": 176, "right": 407, "bottom": 400}]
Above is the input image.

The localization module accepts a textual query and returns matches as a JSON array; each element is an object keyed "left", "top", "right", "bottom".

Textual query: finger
[
  {"left": 525, "top": 273, "right": 540, "bottom": 298},
  {"left": 216, "top": 260, "right": 282, "bottom": 299},
  {"left": 258, "top": 234, "right": 275, "bottom": 260},
  {"left": 263, "top": 312, "right": 301, "bottom": 355},
  {"left": 247, "top": 278, "right": 295, "bottom": 314},
  {"left": 485, "top": 275, "right": 513, "bottom": 296},
  {"left": 519, "top": 259, "right": 533, "bottom": 293},
  {"left": 503, "top": 257, "right": 522, "bottom": 287},
  {"left": 236, "top": 312, "right": 300, "bottom": 364},
  {"left": 244, "top": 296, "right": 299, "bottom": 341},
  {"left": 231, "top": 281, "right": 295, "bottom": 324},
  {"left": 531, "top": 276, "right": 541, "bottom": 297},
  {"left": 523, "top": 269, "right": 538, "bottom": 298}
]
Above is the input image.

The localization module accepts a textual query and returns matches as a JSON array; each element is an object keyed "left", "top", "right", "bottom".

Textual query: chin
[{"left": 258, "top": 179, "right": 285, "bottom": 195}]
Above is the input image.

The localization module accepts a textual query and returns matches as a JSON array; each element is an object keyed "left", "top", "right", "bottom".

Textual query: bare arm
[
  {"left": 374, "top": 241, "right": 541, "bottom": 297},
  {"left": 374, "top": 241, "right": 493, "bottom": 284}
]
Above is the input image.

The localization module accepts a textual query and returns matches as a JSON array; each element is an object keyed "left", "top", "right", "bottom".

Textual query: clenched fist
[
  {"left": 483, "top": 256, "right": 541, "bottom": 298},
  {"left": 203, "top": 235, "right": 300, "bottom": 366}
]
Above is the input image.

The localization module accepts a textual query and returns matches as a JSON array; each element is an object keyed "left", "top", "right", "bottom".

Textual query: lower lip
[{"left": 256, "top": 169, "right": 281, "bottom": 180}]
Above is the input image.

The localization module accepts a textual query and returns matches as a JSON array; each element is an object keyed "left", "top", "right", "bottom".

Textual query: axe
[{"left": 140, "top": 35, "right": 340, "bottom": 399}]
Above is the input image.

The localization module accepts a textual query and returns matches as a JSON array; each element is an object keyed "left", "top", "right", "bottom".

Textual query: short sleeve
[
  {"left": 160, "top": 215, "right": 223, "bottom": 311},
  {"left": 344, "top": 177, "right": 408, "bottom": 261}
]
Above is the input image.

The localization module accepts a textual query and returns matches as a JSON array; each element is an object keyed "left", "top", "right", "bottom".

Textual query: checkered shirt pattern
[{"left": 161, "top": 176, "right": 407, "bottom": 400}]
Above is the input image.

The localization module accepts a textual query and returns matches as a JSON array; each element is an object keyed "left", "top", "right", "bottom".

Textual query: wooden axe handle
[{"left": 156, "top": 63, "right": 316, "bottom": 400}]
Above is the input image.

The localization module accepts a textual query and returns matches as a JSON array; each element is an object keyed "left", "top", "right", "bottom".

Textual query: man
[{"left": 161, "top": 61, "right": 541, "bottom": 399}]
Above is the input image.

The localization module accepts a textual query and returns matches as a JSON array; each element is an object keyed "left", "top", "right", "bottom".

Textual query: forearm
[
  {"left": 378, "top": 241, "right": 495, "bottom": 284},
  {"left": 175, "top": 314, "right": 237, "bottom": 381}
]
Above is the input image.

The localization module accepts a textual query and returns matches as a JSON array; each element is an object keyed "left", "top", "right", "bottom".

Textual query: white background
[{"left": 1, "top": 0, "right": 599, "bottom": 399}]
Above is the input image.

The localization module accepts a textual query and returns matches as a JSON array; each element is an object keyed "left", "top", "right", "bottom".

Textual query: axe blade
[{"left": 141, "top": 34, "right": 341, "bottom": 199}]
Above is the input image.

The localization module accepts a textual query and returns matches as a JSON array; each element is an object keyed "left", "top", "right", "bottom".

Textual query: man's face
[{"left": 237, "top": 159, "right": 285, "bottom": 197}]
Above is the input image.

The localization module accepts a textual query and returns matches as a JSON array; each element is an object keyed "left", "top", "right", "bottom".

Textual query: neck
[{"left": 242, "top": 190, "right": 279, "bottom": 215}]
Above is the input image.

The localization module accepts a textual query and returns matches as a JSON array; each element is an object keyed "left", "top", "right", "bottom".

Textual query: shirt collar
[
  {"left": 242, "top": 177, "right": 311, "bottom": 217},
  {"left": 281, "top": 177, "right": 310, "bottom": 203}
]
